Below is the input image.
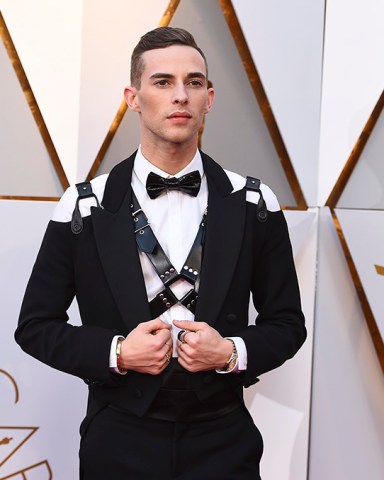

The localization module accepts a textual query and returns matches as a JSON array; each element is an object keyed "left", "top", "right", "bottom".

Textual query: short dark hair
[{"left": 130, "top": 26, "right": 208, "bottom": 88}]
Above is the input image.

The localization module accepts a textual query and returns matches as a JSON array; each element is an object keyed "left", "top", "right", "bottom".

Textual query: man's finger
[
  {"left": 173, "top": 320, "right": 203, "bottom": 332},
  {"left": 141, "top": 318, "right": 171, "bottom": 333},
  {"left": 155, "top": 329, "right": 172, "bottom": 344}
]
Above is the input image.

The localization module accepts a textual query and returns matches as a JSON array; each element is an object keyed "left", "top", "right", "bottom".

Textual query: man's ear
[
  {"left": 124, "top": 86, "right": 140, "bottom": 112},
  {"left": 204, "top": 87, "right": 215, "bottom": 114}
]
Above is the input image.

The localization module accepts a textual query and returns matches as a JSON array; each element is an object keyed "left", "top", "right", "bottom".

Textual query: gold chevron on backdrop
[
  {"left": 0, "top": 460, "right": 52, "bottom": 480},
  {"left": 0, "top": 371, "right": 52, "bottom": 475},
  {"left": 0, "top": 370, "right": 19, "bottom": 404},
  {"left": 375, "top": 265, "right": 384, "bottom": 276},
  {"left": 86, "top": 0, "right": 181, "bottom": 181},
  {"left": 0, "top": 12, "right": 69, "bottom": 199},
  {"left": 0, "top": 427, "right": 38, "bottom": 468},
  {"left": 0, "top": 195, "right": 59, "bottom": 201}
]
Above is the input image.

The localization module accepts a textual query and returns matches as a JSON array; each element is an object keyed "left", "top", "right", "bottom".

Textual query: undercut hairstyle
[{"left": 130, "top": 26, "right": 208, "bottom": 89}]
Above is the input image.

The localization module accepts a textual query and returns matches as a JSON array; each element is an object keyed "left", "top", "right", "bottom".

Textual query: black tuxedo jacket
[{"left": 16, "top": 151, "right": 306, "bottom": 418}]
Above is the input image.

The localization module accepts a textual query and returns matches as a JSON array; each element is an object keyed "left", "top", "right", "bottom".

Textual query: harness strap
[
  {"left": 131, "top": 192, "right": 179, "bottom": 286},
  {"left": 179, "top": 208, "right": 206, "bottom": 285},
  {"left": 131, "top": 191, "right": 206, "bottom": 318},
  {"left": 245, "top": 176, "right": 268, "bottom": 223},
  {"left": 71, "top": 182, "right": 100, "bottom": 234},
  {"left": 149, "top": 287, "right": 179, "bottom": 318}
]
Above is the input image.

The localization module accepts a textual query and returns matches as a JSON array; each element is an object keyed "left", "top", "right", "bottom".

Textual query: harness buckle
[{"left": 134, "top": 223, "right": 150, "bottom": 234}]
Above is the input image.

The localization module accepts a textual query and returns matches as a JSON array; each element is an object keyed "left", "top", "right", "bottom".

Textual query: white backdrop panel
[
  {"left": 0, "top": 200, "right": 86, "bottom": 479},
  {"left": 310, "top": 208, "right": 384, "bottom": 480}
]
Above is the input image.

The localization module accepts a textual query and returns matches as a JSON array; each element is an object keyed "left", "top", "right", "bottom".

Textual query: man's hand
[
  {"left": 173, "top": 320, "right": 233, "bottom": 372},
  {"left": 119, "top": 319, "right": 172, "bottom": 375}
]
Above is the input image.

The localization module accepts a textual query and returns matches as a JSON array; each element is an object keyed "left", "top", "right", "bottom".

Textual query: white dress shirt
[{"left": 109, "top": 146, "right": 247, "bottom": 372}]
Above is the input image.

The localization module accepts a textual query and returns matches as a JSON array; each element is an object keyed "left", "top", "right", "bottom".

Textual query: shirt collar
[{"left": 133, "top": 145, "right": 204, "bottom": 187}]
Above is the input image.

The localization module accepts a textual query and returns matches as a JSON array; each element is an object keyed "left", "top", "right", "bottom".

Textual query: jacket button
[
  {"left": 203, "top": 375, "right": 213, "bottom": 384},
  {"left": 226, "top": 314, "right": 237, "bottom": 324},
  {"left": 133, "top": 388, "right": 143, "bottom": 398}
]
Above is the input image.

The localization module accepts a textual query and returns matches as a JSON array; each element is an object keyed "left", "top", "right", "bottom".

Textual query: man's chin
[{"left": 165, "top": 129, "right": 200, "bottom": 146}]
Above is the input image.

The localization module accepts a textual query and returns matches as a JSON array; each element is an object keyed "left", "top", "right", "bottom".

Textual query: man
[{"left": 16, "top": 27, "right": 306, "bottom": 479}]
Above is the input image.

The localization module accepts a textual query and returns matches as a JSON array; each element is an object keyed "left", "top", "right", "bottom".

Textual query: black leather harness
[
  {"left": 71, "top": 175, "right": 267, "bottom": 319},
  {"left": 130, "top": 190, "right": 207, "bottom": 319}
]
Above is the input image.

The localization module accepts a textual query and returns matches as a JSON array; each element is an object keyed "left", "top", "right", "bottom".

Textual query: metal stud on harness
[{"left": 131, "top": 191, "right": 207, "bottom": 319}]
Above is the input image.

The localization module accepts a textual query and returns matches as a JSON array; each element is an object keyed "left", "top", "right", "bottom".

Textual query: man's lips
[{"left": 167, "top": 111, "right": 192, "bottom": 119}]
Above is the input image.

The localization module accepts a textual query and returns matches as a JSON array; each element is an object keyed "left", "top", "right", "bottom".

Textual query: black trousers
[{"left": 79, "top": 405, "right": 263, "bottom": 479}]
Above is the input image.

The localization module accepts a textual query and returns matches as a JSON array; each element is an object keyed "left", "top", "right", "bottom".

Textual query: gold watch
[{"left": 218, "top": 339, "right": 238, "bottom": 373}]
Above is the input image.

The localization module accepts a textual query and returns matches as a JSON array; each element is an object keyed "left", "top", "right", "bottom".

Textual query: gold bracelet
[
  {"left": 116, "top": 337, "right": 127, "bottom": 374},
  {"left": 225, "top": 339, "right": 238, "bottom": 371}
]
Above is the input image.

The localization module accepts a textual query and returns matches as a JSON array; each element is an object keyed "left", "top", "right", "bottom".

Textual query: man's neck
[{"left": 140, "top": 142, "right": 198, "bottom": 175}]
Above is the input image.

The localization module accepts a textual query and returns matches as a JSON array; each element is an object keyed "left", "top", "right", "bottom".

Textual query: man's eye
[
  {"left": 189, "top": 80, "right": 203, "bottom": 87},
  {"left": 155, "top": 79, "right": 169, "bottom": 86}
]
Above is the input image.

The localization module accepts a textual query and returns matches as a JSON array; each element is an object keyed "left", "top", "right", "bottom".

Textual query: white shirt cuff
[{"left": 229, "top": 336, "right": 247, "bottom": 371}]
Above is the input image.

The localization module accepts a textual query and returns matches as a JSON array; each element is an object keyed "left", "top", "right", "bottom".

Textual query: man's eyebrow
[
  {"left": 149, "top": 73, "right": 175, "bottom": 80},
  {"left": 148, "top": 72, "right": 207, "bottom": 81},
  {"left": 186, "top": 72, "right": 207, "bottom": 80}
]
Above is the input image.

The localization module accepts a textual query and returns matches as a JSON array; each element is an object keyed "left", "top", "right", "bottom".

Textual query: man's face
[{"left": 125, "top": 45, "right": 214, "bottom": 149}]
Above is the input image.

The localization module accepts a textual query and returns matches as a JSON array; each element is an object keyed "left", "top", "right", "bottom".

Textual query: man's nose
[{"left": 172, "top": 83, "right": 188, "bottom": 104}]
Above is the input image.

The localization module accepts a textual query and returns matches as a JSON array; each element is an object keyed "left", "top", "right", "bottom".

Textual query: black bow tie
[{"left": 146, "top": 171, "right": 201, "bottom": 199}]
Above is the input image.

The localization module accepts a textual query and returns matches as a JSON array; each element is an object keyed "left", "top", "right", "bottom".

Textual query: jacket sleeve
[
  {"left": 238, "top": 209, "right": 307, "bottom": 387},
  {"left": 15, "top": 219, "right": 118, "bottom": 383}
]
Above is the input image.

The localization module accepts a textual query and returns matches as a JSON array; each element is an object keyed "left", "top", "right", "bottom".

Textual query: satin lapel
[
  {"left": 195, "top": 158, "right": 247, "bottom": 326},
  {"left": 91, "top": 188, "right": 151, "bottom": 332}
]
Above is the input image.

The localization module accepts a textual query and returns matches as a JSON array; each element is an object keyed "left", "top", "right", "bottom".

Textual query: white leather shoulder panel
[
  {"left": 224, "top": 169, "right": 280, "bottom": 212},
  {"left": 51, "top": 174, "right": 109, "bottom": 222}
]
